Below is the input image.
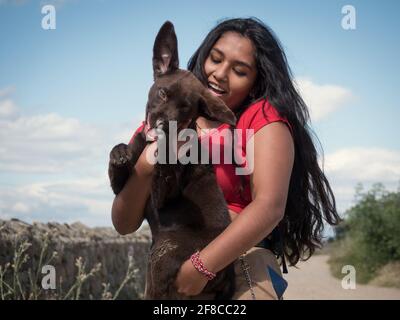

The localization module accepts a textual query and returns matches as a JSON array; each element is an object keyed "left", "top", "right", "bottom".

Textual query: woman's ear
[
  {"left": 152, "top": 21, "right": 179, "bottom": 78},
  {"left": 199, "top": 89, "right": 237, "bottom": 126}
]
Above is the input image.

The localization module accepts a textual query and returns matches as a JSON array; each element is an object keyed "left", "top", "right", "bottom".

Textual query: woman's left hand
[{"left": 174, "top": 258, "right": 209, "bottom": 296}]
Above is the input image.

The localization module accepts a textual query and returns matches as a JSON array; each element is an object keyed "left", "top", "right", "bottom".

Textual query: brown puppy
[{"left": 108, "top": 21, "right": 236, "bottom": 299}]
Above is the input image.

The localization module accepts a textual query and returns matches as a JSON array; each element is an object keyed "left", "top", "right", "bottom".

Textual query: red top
[{"left": 129, "top": 98, "right": 293, "bottom": 214}]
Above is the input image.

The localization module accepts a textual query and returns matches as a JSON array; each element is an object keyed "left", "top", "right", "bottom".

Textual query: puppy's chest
[
  {"left": 151, "top": 163, "right": 212, "bottom": 206},
  {"left": 153, "top": 165, "right": 187, "bottom": 201},
  {"left": 152, "top": 164, "right": 190, "bottom": 209}
]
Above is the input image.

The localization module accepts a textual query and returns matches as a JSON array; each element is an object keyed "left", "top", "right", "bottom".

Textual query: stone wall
[{"left": 0, "top": 219, "right": 151, "bottom": 300}]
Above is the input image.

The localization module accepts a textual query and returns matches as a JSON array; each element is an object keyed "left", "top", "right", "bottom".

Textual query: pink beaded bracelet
[{"left": 190, "top": 251, "right": 216, "bottom": 281}]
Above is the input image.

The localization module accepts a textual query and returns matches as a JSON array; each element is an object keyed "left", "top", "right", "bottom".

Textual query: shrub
[{"left": 329, "top": 182, "right": 400, "bottom": 283}]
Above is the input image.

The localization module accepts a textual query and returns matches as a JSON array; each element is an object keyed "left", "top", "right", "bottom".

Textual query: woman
[{"left": 112, "top": 17, "right": 341, "bottom": 300}]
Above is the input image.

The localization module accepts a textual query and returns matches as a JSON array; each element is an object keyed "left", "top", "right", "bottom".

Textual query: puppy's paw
[
  {"left": 109, "top": 143, "right": 134, "bottom": 166},
  {"left": 108, "top": 143, "right": 134, "bottom": 194}
]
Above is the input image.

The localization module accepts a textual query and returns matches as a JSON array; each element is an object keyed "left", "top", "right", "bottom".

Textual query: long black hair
[{"left": 188, "top": 17, "right": 341, "bottom": 266}]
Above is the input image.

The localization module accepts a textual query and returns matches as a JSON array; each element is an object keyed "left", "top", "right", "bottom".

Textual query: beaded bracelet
[{"left": 190, "top": 251, "right": 216, "bottom": 281}]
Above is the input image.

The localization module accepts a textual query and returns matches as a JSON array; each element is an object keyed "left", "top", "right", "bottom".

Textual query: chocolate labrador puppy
[{"left": 108, "top": 21, "right": 236, "bottom": 299}]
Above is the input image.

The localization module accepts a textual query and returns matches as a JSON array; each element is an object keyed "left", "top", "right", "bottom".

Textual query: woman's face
[{"left": 204, "top": 31, "right": 258, "bottom": 110}]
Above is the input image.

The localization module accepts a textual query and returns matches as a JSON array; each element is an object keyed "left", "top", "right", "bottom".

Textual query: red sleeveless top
[{"left": 129, "top": 99, "right": 293, "bottom": 214}]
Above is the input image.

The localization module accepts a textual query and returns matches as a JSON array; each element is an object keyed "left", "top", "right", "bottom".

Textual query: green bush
[{"left": 330, "top": 182, "right": 400, "bottom": 283}]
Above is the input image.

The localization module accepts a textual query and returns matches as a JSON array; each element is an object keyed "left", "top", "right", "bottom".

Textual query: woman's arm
[
  {"left": 175, "top": 121, "right": 294, "bottom": 295},
  {"left": 202, "top": 121, "right": 295, "bottom": 272},
  {"left": 111, "top": 142, "right": 157, "bottom": 235}
]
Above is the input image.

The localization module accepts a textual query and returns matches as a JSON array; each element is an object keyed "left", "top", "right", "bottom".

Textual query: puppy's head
[{"left": 145, "top": 21, "right": 236, "bottom": 136}]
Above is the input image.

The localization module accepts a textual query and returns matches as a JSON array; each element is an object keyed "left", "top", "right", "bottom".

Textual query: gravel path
[{"left": 282, "top": 255, "right": 400, "bottom": 300}]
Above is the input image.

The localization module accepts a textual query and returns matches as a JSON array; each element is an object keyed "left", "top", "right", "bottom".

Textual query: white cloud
[
  {"left": 0, "top": 97, "right": 142, "bottom": 174},
  {"left": 0, "top": 86, "right": 143, "bottom": 227},
  {"left": 294, "top": 77, "right": 354, "bottom": 122},
  {"left": 0, "top": 111, "right": 105, "bottom": 173},
  {"left": 11, "top": 202, "right": 30, "bottom": 213},
  {"left": 0, "top": 175, "right": 114, "bottom": 227},
  {"left": 323, "top": 147, "right": 400, "bottom": 214},
  {"left": 0, "top": 99, "right": 19, "bottom": 120},
  {"left": 324, "top": 147, "right": 400, "bottom": 182},
  {"left": 0, "top": 86, "right": 15, "bottom": 97}
]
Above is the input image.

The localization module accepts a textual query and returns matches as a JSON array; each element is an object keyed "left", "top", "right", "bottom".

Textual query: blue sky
[{"left": 0, "top": 0, "right": 399, "bottom": 229}]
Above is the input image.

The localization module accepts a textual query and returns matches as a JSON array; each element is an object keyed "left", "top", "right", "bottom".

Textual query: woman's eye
[
  {"left": 234, "top": 69, "right": 247, "bottom": 77},
  {"left": 210, "top": 56, "right": 221, "bottom": 64}
]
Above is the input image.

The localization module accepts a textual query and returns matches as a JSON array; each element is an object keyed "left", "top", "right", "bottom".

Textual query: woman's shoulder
[
  {"left": 238, "top": 98, "right": 283, "bottom": 123},
  {"left": 237, "top": 98, "right": 293, "bottom": 135},
  {"left": 129, "top": 121, "right": 145, "bottom": 144}
]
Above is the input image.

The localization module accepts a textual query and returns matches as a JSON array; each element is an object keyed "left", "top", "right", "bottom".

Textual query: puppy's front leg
[{"left": 108, "top": 132, "right": 147, "bottom": 195}]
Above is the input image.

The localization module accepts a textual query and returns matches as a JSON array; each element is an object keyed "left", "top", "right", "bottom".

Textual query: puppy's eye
[
  {"left": 181, "top": 105, "right": 190, "bottom": 112},
  {"left": 158, "top": 89, "right": 167, "bottom": 102}
]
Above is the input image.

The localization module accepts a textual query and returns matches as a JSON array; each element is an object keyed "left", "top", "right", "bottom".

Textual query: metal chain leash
[{"left": 239, "top": 255, "right": 256, "bottom": 300}]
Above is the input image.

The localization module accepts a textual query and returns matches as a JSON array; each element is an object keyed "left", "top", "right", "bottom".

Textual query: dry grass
[
  {"left": 369, "top": 262, "right": 400, "bottom": 288},
  {"left": 0, "top": 229, "right": 141, "bottom": 300}
]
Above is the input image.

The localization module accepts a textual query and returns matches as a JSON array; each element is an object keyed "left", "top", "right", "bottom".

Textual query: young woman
[{"left": 111, "top": 17, "right": 341, "bottom": 300}]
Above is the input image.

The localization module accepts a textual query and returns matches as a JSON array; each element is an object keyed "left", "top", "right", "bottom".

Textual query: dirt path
[{"left": 282, "top": 255, "right": 400, "bottom": 300}]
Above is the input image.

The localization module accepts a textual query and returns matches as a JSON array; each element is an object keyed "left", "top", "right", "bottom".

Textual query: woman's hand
[{"left": 174, "top": 258, "right": 209, "bottom": 296}]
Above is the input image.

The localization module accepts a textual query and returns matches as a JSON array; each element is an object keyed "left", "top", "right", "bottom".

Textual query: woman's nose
[{"left": 213, "top": 64, "right": 229, "bottom": 83}]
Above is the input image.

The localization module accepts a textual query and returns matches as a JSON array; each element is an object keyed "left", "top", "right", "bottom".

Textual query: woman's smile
[{"left": 208, "top": 81, "right": 228, "bottom": 97}]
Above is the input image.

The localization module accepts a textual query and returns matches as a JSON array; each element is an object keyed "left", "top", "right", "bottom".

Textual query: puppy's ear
[
  {"left": 199, "top": 89, "right": 237, "bottom": 126},
  {"left": 152, "top": 21, "right": 179, "bottom": 78}
]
